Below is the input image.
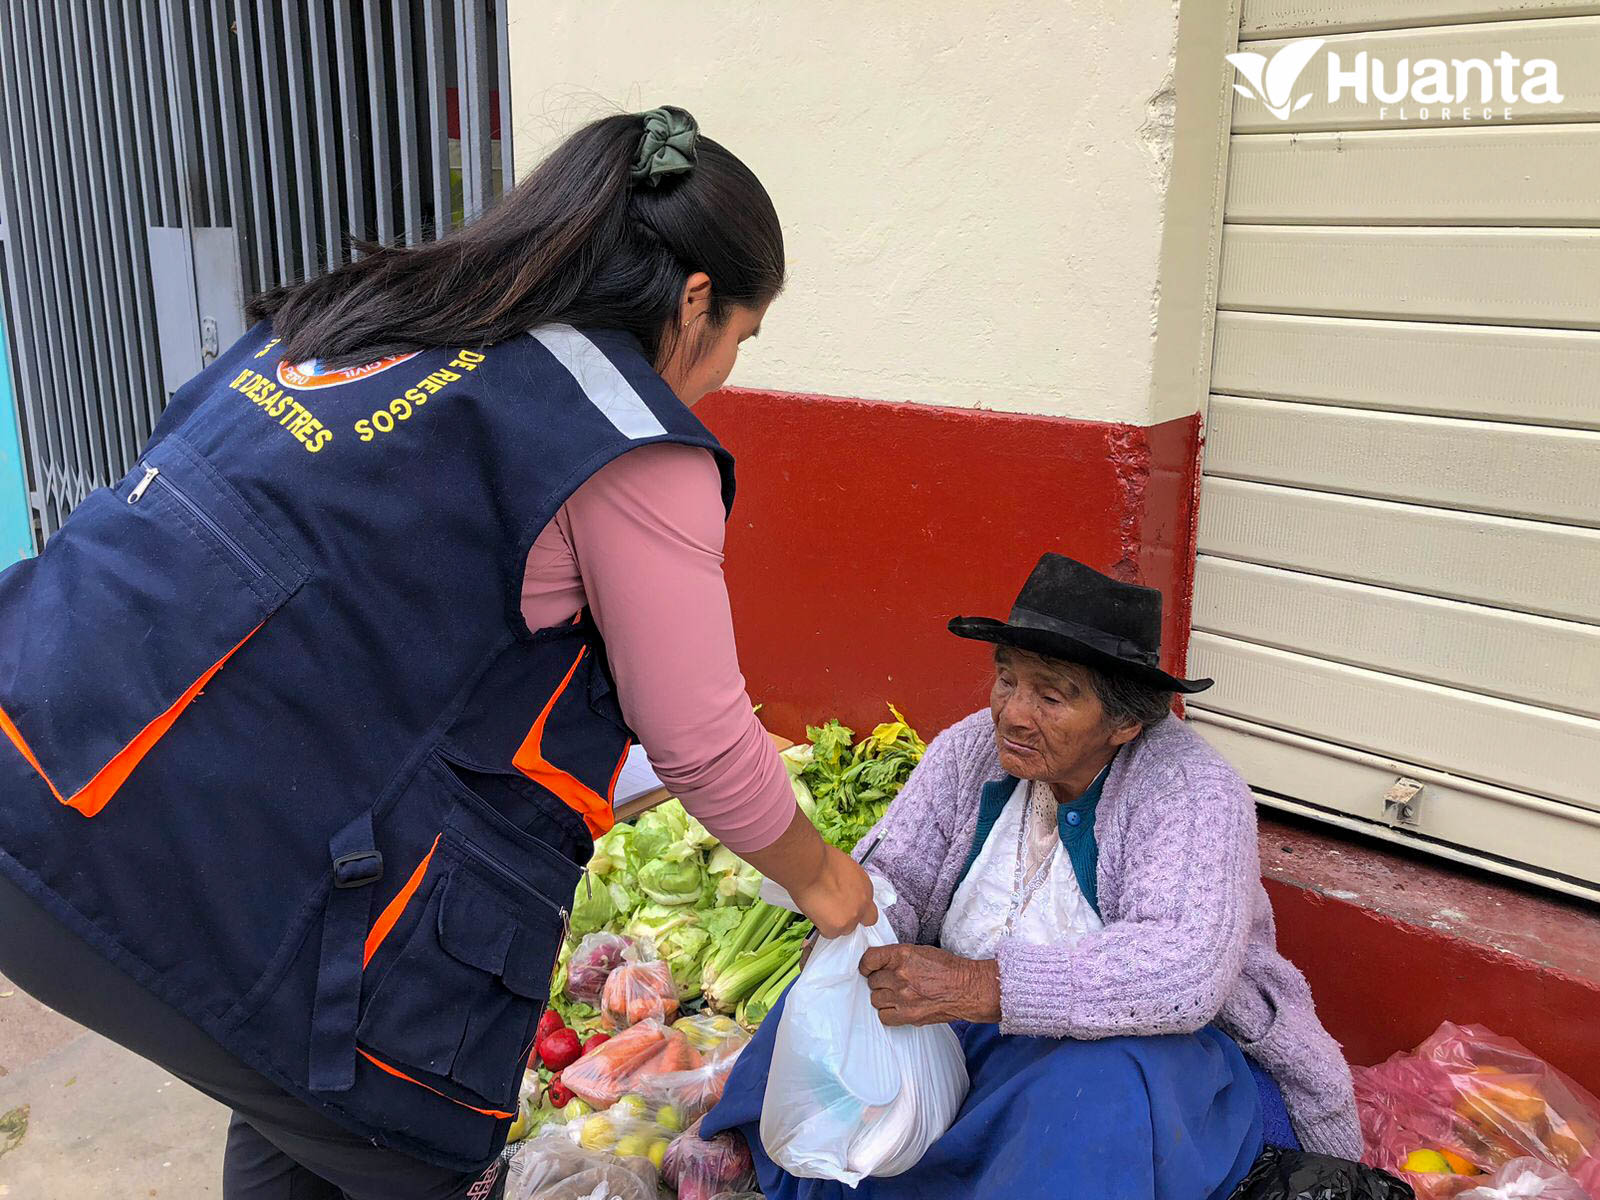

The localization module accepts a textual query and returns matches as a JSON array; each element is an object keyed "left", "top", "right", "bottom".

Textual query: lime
[
  {"left": 578, "top": 1116, "right": 613, "bottom": 1151},
  {"left": 615, "top": 1133, "right": 652, "bottom": 1159},
  {"left": 1403, "top": 1149, "right": 1453, "bottom": 1174},
  {"left": 615, "top": 1094, "right": 649, "bottom": 1120}
]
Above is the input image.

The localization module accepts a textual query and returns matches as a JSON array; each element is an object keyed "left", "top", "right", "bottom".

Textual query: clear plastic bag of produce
[
  {"left": 1230, "top": 1146, "right": 1416, "bottom": 1199},
  {"left": 565, "top": 933, "right": 640, "bottom": 1006},
  {"left": 759, "top": 875, "right": 968, "bottom": 1184},
  {"left": 638, "top": 1054, "right": 745, "bottom": 1129},
  {"left": 1456, "top": 1157, "right": 1591, "bottom": 1199},
  {"left": 662, "top": 1117, "right": 758, "bottom": 1200},
  {"left": 560, "top": 1019, "right": 704, "bottom": 1110},
  {"left": 556, "top": 1107, "right": 676, "bottom": 1172},
  {"left": 672, "top": 1013, "right": 751, "bottom": 1061},
  {"left": 601, "top": 958, "right": 679, "bottom": 1030},
  {"left": 503, "top": 1134, "right": 659, "bottom": 1200},
  {"left": 1355, "top": 1022, "right": 1600, "bottom": 1198}
]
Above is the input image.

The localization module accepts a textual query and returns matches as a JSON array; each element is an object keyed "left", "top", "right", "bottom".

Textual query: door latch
[
  {"left": 1383, "top": 778, "right": 1424, "bottom": 826},
  {"left": 200, "top": 317, "right": 220, "bottom": 364}
]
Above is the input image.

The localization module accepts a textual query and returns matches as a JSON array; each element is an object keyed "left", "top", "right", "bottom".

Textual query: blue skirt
[{"left": 702, "top": 990, "right": 1268, "bottom": 1200}]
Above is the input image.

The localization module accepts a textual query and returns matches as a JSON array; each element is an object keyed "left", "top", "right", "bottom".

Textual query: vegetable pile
[
  {"left": 796, "top": 706, "right": 926, "bottom": 852},
  {"left": 506, "top": 708, "right": 927, "bottom": 1198}
]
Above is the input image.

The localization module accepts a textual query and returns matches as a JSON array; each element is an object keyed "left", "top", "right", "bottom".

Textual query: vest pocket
[
  {"left": 0, "top": 437, "right": 306, "bottom": 816},
  {"left": 355, "top": 837, "right": 568, "bottom": 1112}
]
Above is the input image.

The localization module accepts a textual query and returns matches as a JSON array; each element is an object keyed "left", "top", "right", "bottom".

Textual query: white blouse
[{"left": 939, "top": 777, "right": 1103, "bottom": 960}]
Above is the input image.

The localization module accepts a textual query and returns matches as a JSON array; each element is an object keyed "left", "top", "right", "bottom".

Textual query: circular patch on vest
[{"left": 277, "top": 351, "right": 420, "bottom": 390}]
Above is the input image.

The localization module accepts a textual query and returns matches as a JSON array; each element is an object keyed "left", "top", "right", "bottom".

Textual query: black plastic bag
[{"left": 1230, "top": 1147, "right": 1415, "bottom": 1200}]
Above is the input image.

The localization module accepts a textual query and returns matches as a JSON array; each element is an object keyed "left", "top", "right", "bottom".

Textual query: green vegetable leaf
[
  {"left": 637, "top": 856, "right": 705, "bottom": 906},
  {"left": 568, "top": 872, "right": 616, "bottom": 936}
]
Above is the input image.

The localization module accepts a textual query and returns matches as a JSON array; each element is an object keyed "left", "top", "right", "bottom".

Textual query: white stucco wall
[{"left": 507, "top": 1, "right": 1189, "bottom": 425}]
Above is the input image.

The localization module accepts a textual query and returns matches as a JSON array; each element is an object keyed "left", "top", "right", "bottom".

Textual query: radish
[{"left": 538, "top": 1027, "right": 583, "bottom": 1072}]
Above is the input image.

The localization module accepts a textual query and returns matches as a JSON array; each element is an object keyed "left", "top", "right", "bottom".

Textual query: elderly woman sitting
[{"left": 704, "top": 554, "right": 1361, "bottom": 1200}]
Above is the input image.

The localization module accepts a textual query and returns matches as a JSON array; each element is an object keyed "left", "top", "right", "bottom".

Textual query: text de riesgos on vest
[{"left": 225, "top": 348, "right": 489, "bottom": 453}]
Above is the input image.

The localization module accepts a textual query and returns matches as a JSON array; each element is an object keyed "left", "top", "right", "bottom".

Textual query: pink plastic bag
[
  {"left": 1354, "top": 1022, "right": 1600, "bottom": 1199},
  {"left": 661, "top": 1118, "right": 757, "bottom": 1200}
]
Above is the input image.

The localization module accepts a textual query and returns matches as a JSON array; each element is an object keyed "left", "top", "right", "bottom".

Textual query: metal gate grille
[{"left": 0, "top": 0, "right": 513, "bottom": 543}]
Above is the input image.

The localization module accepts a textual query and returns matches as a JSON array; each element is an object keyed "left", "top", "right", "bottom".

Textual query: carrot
[{"left": 561, "top": 1020, "right": 673, "bottom": 1107}]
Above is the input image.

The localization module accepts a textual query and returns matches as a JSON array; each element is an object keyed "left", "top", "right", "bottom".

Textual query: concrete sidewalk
[{"left": 0, "top": 971, "right": 225, "bottom": 1198}]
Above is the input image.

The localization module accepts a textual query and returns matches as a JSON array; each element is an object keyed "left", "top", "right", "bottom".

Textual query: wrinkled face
[
  {"left": 990, "top": 647, "right": 1133, "bottom": 787},
  {"left": 658, "top": 291, "right": 769, "bottom": 407}
]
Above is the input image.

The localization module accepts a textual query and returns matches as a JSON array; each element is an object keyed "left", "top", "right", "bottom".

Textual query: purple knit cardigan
[{"left": 856, "top": 708, "right": 1363, "bottom": 1159}]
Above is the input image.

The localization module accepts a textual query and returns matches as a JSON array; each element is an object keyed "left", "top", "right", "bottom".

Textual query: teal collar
[{"left": 960, "top": 761, "right": 1111, "bottom": 916}]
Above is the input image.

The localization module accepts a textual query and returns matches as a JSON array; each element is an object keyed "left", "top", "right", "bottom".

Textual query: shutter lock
[{"left": 1383, "top": 778, "right": 1425, "bottom": 827}]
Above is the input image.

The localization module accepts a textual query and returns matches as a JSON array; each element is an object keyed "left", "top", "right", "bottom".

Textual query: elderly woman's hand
[{"left": 859, "top": 944, "right": 1002, "bottom": 1026}]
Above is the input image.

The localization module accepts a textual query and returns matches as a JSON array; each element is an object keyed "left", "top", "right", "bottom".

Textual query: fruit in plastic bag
[
  {"left": 567, "top": 1109, "right": 672, "bottom": 1164},
  {"left": 1401, "top": 1150, "right": 1477, "bottom": 1177},
  {"left": 1230, "top": 1146, "right": 1416, "bottom": 1199},
  {"left": 560, "top": 1020, "right": 704, "bottom": 1110},
  {"left": 566, "top": 933, "right": 639, "bottom": 1005},
  {"left": 1456, "top": 1157, "right": 1591, "bottom": 1200},
  {"left": 503, "top": 1136, "right": 658, "bottom": 1200},
  {"left": 662, "top": 1117, "right": 758, "bottom": 1200},
  {"left": 759, "top": 875, "right": 968, "bottom": 1184},
  {"left": 637, "top": 1054, "right": 744, "bottom": 1130},
  {"left": 673, "top": 1013, "right": 752, "bottom": 1059},
  {"left": 601, "top": 959, "right": 679, "bottom": 1030},
  {"left": 1354, "top": 1023, "right": 1600, "bottom": 1198}
]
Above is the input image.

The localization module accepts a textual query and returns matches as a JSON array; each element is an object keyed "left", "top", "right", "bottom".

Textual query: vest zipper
[
  {"left": 128, "top": 465, "right": 266, "bottom": 580},
  {"left": 453, "top": 832, "right": 571, "bottom": 999},
  {"left": 451, "top": 831, "right": 569, "bottom": 924}
]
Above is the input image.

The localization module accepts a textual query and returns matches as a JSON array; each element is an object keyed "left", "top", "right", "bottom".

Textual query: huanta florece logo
[
  {"left": 1226, "top": 38, "right": 1326, "bottom": 120},
  {"left": 1227, "top": 37, "right": 1564, "bottom": 122}
]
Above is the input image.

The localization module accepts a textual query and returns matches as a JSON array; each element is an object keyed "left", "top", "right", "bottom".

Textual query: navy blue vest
[{"left": 0, "top": 322, "right": 734, "bottom": 1169}]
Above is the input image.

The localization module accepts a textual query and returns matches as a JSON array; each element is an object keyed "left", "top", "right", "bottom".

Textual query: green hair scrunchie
[{"left": 630, "top": 106, "right": 698, "bottom": 187}]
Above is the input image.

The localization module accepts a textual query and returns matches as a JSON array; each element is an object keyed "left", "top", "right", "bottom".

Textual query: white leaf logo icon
[{"left": 1225, "top": 38, "right": 1326, "bottom": 120}]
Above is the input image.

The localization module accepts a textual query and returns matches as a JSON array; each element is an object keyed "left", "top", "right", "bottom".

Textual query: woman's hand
[
  {"left": 741, "top": 807, "right": 878, "bottom": 938},
  {"left": 859, "top": 944, "right": 1002, "bottom": 1026},
  {"left": 788, "top": 846, "right": 878, "bottom": 938}
]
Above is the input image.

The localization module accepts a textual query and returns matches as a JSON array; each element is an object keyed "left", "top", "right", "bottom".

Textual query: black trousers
[{"left": 0, "top": 870, "right": 506, "bottom": 1200}]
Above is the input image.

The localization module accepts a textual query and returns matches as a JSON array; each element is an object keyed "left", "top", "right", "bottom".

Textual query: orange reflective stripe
[
  {"left": 356, "top": 1049, "right": 514, "bottom": 1119},
  {"left": 363, "top": 834, "right": 442, "bottom": 968},
  {"left": 605, "top": 738, "right": 633, "bottom": 805},
  {"left": 511, "top": 646, "right": 615, "bottom": 837},
  {"left": 0, "top": 623, "right": 262, "bottom": 819}
]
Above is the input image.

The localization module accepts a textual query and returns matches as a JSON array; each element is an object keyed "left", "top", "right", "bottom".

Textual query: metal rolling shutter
[
  {"left": 0, "top": 1, "right": 514, "bottom": 543},
  {"left": 1188, "top": 0, "right": 1600, "bottom": 898}
]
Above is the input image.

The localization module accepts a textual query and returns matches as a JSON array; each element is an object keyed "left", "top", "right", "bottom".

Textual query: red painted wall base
[
  {"left": 698, "top": 388, "right": 1202, "bottom": 739},
  {"left": 1262, "top": 818, "right": 1600, "bottom": 1095}
]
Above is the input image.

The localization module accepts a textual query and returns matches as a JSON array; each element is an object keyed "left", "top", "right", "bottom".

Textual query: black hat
[{"left": 947, "top": 553, "right": 1213, "bottom": 695}]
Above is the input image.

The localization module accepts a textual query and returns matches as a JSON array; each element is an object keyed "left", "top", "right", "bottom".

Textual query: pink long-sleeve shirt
[{"left": 520, "top": 443, "right": 794, "bottom": 853}]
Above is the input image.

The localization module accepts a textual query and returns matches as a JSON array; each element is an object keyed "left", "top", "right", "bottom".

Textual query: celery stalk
[
  {"left": 742, "top": 954, "right": 803, "bottom": 1027},
  {"left": 704, "top": 929, "right": 807, "bottom": 1013},
  {"left": 701, "top": 902, "right": 786, "bottom": 995}
]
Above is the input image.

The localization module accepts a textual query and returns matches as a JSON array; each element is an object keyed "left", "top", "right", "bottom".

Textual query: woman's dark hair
[
  {"left": 1085, "top": 669, "right": 1174, "bottom": 732},
  {"left": 247, "top": 108, "right": 785, "bottom": 370}
]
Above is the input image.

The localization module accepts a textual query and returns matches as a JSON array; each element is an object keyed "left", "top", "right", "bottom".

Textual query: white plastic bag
[
  {"left": 1458, "top": 1158, "right": 1591, "bottom": 1200},
  {"left": 759, "top": 876, "right": 967, "bottom": 1184},
  {"left": 503, "top": 1135, "right": 658, "bottom": 1200}
]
